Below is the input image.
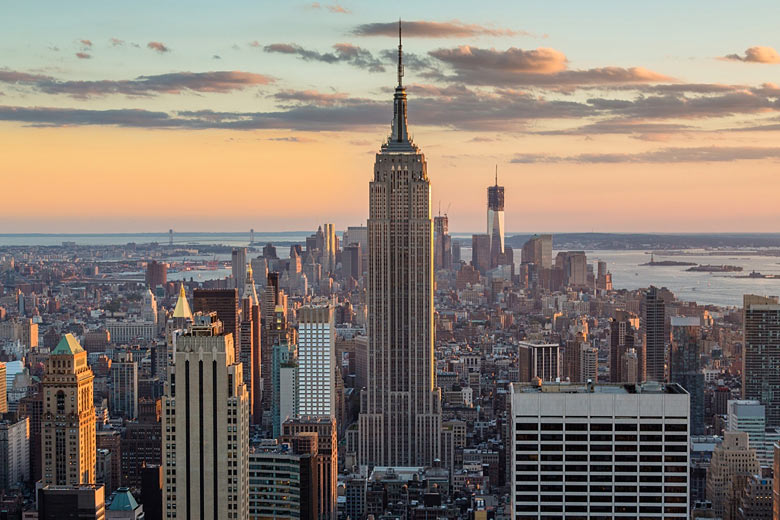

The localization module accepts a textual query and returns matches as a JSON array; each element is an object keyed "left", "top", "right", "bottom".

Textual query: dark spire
[{"left": 383, "top": 19, "right": 416, "bottom": 152}]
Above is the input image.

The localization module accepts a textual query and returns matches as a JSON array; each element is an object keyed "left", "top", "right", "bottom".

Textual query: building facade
[
  {"left": 297, "top": 303, "right": 335, "bottom": 418},
  {"left": 743, "top": 295, "right": 780, "bottom": 426}
]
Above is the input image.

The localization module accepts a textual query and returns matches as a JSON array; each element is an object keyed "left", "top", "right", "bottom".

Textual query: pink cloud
[
  {"left": 722, "top": 46, "right": 780, "bottom": 64},
  {"left": 75, "top": 52, "right": 91, "bottom": 60},
  {"left": 147, "top": 41, "right": 170, "bottom": 53}
]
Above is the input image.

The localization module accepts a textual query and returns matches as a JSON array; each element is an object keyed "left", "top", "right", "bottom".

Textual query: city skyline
[{"left": 5, "top": 2, "right": 780, "bottom": 232}]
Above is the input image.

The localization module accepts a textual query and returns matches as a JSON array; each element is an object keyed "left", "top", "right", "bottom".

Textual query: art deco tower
[
  {"left": 359, "top": 23, "right": 442, "bottom": 467},
  {"left": 42, "top": 334, "right": 96, "bottom": 485}
]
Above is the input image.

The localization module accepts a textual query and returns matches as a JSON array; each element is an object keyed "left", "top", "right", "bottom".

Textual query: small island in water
[
  {"left": 641, "top": 255, "right": 697, "bottom": 267},
  {"left": 686, "top": 264, "right": 743, "bottom": 272}
]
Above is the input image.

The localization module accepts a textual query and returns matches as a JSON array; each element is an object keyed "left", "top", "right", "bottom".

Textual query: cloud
[
  {"left": 722, "top": 46, "right": 780, "bottom": 64},
  {"left": 511, "top": 146, "right": 780, "bottom": 164},
  {"left": 428, "top": 45, "right": 671, "bottom": 87},
  {"left": 274, "top": 89, "right": 350, "bottom": 106},
  {"left": 80, "top": 39, "right": 93, "bottom": 48},
  {"left": 110, "top": 38, "right": 125, "bottom": 47},
  {"left": 264, "top": 42, "right": 385, "bottom": 72},
  {"left": 212, "top": 55, "right": 222, "bottom": 60},
  {"left": 147, "top": 41, "right": 170, "bottom": 53},
  {"left": 0, "top": 69, "right": 273, "bottom": 98},
  {"left": 75, "top": 52, "right": 91, "bottom": 60},
  {"left": 353, "top": 20, "right": 523, "bottom": 38},
  {"left": 308, "top": 2, "right": 350, "bottom": 13},
  {"left": 264, "top": 136, "right": 315, "bottom": 142}
]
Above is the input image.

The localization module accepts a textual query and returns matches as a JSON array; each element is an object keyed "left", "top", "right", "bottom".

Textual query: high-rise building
[
  {"left": 248, "top": 440, "right": 318, "bottom": 520},
  {"left": 358, "top": 25, "right": 442, "bottom": 468},
  {"left": 609, "top": 311, "right": 639, "bottom": 383},
  {"left": 42, "top": 334, "right": 96, "bottom": 486},
  {"left": 471, "top": 234, "right": 491, "bottom": 274},
  {"left": 192, "top": 288, "right": 239, "bottom": 355},
  {"left": 727, "top": 399, "right": 770, "bottom": 465},
  {"left": 0, "top": 416, "right": 29, "bottom": 491},
  {"left": 743, "top": 294, "right": 780, "bottom": 426},
  {"left": 161, "top": 313, "right": 249, "bottom": 520},
  {"left": 670, "top": 316, "right": 704, "bottom": 434},
  {"left": 109, "top": 352, "right": 138, "bottom": 420},
  {"left": 555, "top": 251, "right": 588, "bottom": 287},
  {"left": 239, "top": 265, "right": 261, "bottom": 423},
  {"left": 521, "top": 234, "right": 552, "bottom": 269},
  {"left": 517, "top": 342, "right": 560, "bottom": 382},
  {"left": 706, "top": 431, "right": 761, "bottom": 517},
  {"left": 297, "top": 302, "right": 335, "bottom": 418},
  {"left": 487, "top": 171, "right": 505, "bottom": 268},
  {"left": 0, "top": 363, "right": 7, "bottom": 414},
  {"left": 145, "top": 260, "right": 168, "bottom": 290},
  {"left": 261, "top": 272, "right": 291, "bottom": 414},
  {"left": 342, "top": 243, "right": 362, "bottom": 281},
  {"left": 282, "top": 417, "right": 338, "bottom": 520},
  {"left": 642, "top": 286, "right": 667, "bottom": 383},
  {"left": 510, "top": 381, "right": 690, "bottom": 519},
  {"left": 433, "top": 214, "right": 452, "bottom": 271},
  {"left": 232, "top": 247, "right": 247, "bottom": 294},
  {"left": 322, "top": 224, "right": 336, "bottom": 274},
  {"left": 272, "top": 342, "right": 297, "bottom": 438}
]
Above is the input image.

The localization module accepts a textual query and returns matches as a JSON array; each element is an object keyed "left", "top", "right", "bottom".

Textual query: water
[{"left": 3, "top": 233, "right": 779, "bottom": 307}]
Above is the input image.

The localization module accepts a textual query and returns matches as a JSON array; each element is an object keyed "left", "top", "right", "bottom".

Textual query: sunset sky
[{"left": 4, "top": 1, "right": 780, "bottom": 233}]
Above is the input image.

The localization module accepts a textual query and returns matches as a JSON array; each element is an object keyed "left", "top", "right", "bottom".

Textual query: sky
[{"left": 3, "top": 1, "right": 780, "bottom": 233}]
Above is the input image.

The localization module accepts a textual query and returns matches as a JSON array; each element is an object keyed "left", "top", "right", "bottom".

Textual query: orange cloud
[
  {"left": 147, "top": 41, "right": 170, "bottom": 53},
  {"left": 722, "top": 46, "right": 780, "bottom": 64}
]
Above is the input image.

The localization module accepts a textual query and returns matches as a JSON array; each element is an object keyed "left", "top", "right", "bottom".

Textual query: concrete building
[
  {"left": 706, "top": 431, "right": 761, "bottom": 516},
  {"left": 297, "top": 302, "right": 335, "bottom": 418},
  {"left": 192, "top": 288, "right": 239, "bottom": 353},
  {"left": 109, "top": 352, "right": 138, "bottom": 420},
  {"left": 145, "top": 260, "right": 168, "bottom": 290},
  {"left": 0, "top": 416, "right": 29, "bottom": 491},
  {"left": 42, "top": 334, "right": 96, "bottom": 486},
  {"left": 161, "top": 313, "right": 249, "bottom": 520},
  {"left": 517, "top": 342, "right": 561, "bottom": 382},
  {"left": 521, "top": 234, "right": 553, "bottom": 269},
  {"left": 727, "top": 400, "right": 771, "bottom": 465},
  {"left": 232, "top": 247, "right": 247, "bottom": 295},
  {"left": 105, "top": 320, "right": 156, "bottom": 344},
  {"left": 471, "top": 234, "right": 491, "bottom": 274},
  {"left": 743, "top": 295, "right": 780, "bottom": 426},
  {"left": 358, "top": 29, "right": 442, "bottom": 468},
  {"left": 249, "top": 439, "right": 318, "bottom": 520},
  {"left": 609, "top": 311, "right": 639, "bottom": 383},
  {"left": 643, "top": 286, "right": 667, "bottom": 383},
  {"left": 433, "top": 214, "right": 452, "bottom": 271},
  {"left": 272, "top": 342, "right": 297, "bottom": 438},
  {"left": 510, "top": 381, "right": 690, "bottom": 519},
  {"left": 38, "top": 484, "right": 106, "bottom": 520}
]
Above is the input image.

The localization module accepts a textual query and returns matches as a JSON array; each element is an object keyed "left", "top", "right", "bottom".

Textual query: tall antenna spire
[
  {"left": 495, "top": 164, "right": 498, "bottom": 185},
  {"left": 397, "top": 19, "right": 404, "bottom": 87}
]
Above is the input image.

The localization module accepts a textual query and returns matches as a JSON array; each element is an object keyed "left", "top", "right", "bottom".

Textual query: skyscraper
[
  {"left": 297, "top": 302, "right": 335, "bottom": 418},
  {"left": 192, "top": 288, "right": 239, "bottom": 355},
  {"left": 109, "top": 351, "right": 138, "bottom": 419},
  {"left": 642, "top": 286, "right": 667, "bottom": 382},
  {"left": 433, "top": 214, "right": 452, "bottom": 270},
  {"left": 743, "top": 294, "right": 780, "bottom": 426},
  {"left": 487, "top": 170, "right": 505, "bottom": 268},
  {"left": 232, "top": 247, "right": 247, "bottom": 294},
  {"left": 161, "top": 313, "right": 249, "bottom": 520},
  {"left": 609, "top": 310, "right": 639, "bottom": 383},
  {"left": 359, "top": 24, "right": 442, "bottom": 467},
  {"left": 322, "top": 223, "right": 336, "bottom": 274},
  {"left": 471, "top": 234, "right": 491, "bottom": 274},
  {"left": 239, "top": 265, "right": 261, "bottom": 423},
  {"left": 670, "top": 316, "right": 704, "bottom": 434},
  {"left": 42, "top": 334, "right": 96, "bottom": 486},
  {"left": 521, "top": 234, "right": 552, "bottom": 269}
]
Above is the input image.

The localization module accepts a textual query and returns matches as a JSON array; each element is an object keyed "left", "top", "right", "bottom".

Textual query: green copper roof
[
  {"left": 108, "top": 488, "right": 139, "bottom": 511},
  {"left": 51, "top": 333, "right": 85, "bottom": 355}
]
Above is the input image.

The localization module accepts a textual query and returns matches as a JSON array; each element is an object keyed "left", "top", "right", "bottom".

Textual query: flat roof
[{"left": 512, "top": 382, "right": 686, "bottom": 395}]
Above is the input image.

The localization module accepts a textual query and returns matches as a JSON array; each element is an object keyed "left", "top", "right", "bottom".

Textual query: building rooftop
[
  {"left": 671, "top": 316, "right": 701, "bottom": 327},
  {"left": 108, "top": 488, "right": 139, "bottom": 511},
  {"left": 512, "top": 381, "right": 687, "bottom": 395},
  {"left": 51, "top": 333, "right": 85, "bottom": 355}
]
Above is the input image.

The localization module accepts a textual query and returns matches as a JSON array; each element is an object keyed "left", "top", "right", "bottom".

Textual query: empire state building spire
[{"left": 384, "top": 20, "right": 416, "bottom": 152}]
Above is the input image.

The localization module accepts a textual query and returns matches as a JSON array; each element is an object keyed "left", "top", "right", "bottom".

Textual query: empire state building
[{"left": 358, "top": 23, "right": 442, "bottom": 467}]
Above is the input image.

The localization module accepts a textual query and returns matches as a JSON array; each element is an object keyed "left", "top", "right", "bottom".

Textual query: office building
[
  {"left": 106, "top": 487, "right": 144, "bottom": 519},
  {"left": 240, "top": 265, "right": 261, "bottom": 422},
  {"left": 0, "top": 416, "right": 29, "bottom": 491},
  {"left": 609, "top": 311, "right": 639, "bottom": 383},
  {"left": 517, "top": 342, "right": 560, "bottom": 382},
  {"left": 487, "top": 172, "right": 505, "bottom": 268},
  {"left": 727, "top": 400, "right": 770, "bottom": 465},
  {"left": 282, "top": 417, "right": 337, "bottom": 520},
  {"left": 145, "top": 260, "right": 168, "bottom": 290},
  {"left": 521, "top": 234, "right": 553, "bottom": 269},
  {"left": 121, "top": 399, "right": 162, "bottom": 490},
  {"left": 192, "top": 288, "right": 239, "bottom": 354},
  {"left": 0, "top": 363, "right": 6, "bottom": 414},
  {"left": 471, "top": 234, "right": 491, "bottom": 274},
  {"left": 161, "top": 313, "right": 249, "bottom": 520},
  {"left": 38, "top": 484, "right": 106, "bottom": 520},
  {"left": 249, "top": 439, "right": 318, "bottom": 520},
  {"left": 342, "top": 243, "right": 362, "bottom": 281},
  {"left": 510, "top": 381, "right": 690, "bottom": 519},
  {"left": 433, "top": 214, "right": 452, "bottom": 271},
  {"left": 743, "top": 295, "right": 780, "bottom": 426},
  {"left": 670, "top": 316, "right": 704, "bottom": 434},
  {"left": 272, "top": 342, "right": 297, "bottom": 438},
  {"left": 297, "top": 302, "right": 335, "bottom": 418},
  {"left": 140, "top": 465, "right": 162, "bottom": 520},
  {"left": 358, "top": 27, "right": 442, "bottom": 468},
  {"left": 42, "top": 334, "right": 96, "bottom": 486},
  {"left": 643, "top": 286, "right": 667, "bottom": 383},
  {"left": 109, "top": 352, "right": 138, "bottom": 420},
  {"left": 706, "top": 431, "right": 761, "bottom": 516},
  {"left": 556, "top": 251, "right": 588, "bottom": 287},
  {"left": 232, "top": 247, "right": 247, "bottom": 294}
]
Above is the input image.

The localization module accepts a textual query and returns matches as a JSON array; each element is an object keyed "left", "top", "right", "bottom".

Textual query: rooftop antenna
[{"left": 397, "top": 19, "right": 404, "bottom": 87}]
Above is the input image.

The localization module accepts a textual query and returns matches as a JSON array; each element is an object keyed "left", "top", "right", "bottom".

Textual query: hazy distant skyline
[{"left": 4, "top": 1, "right": 780, "bottom": 233}]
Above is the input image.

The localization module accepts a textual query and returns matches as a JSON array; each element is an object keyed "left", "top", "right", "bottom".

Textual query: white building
[
  {"left": 0, "top": 416, "right": 29, "bottom": 490},
  {"left": 162, "top": 313, "right": 249, "bottom": 520},
  {"left": 510, "top": 381, "right": 689, "bottom": 519},
  {"left": 106, "top": 319, "right": 155, "bottom": 344},
  {"left": 297, "top": 302, "right": 335, "bottom": 418},
  {"left": 727, "top": 399, "right": 771, "bottom": 465}
]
